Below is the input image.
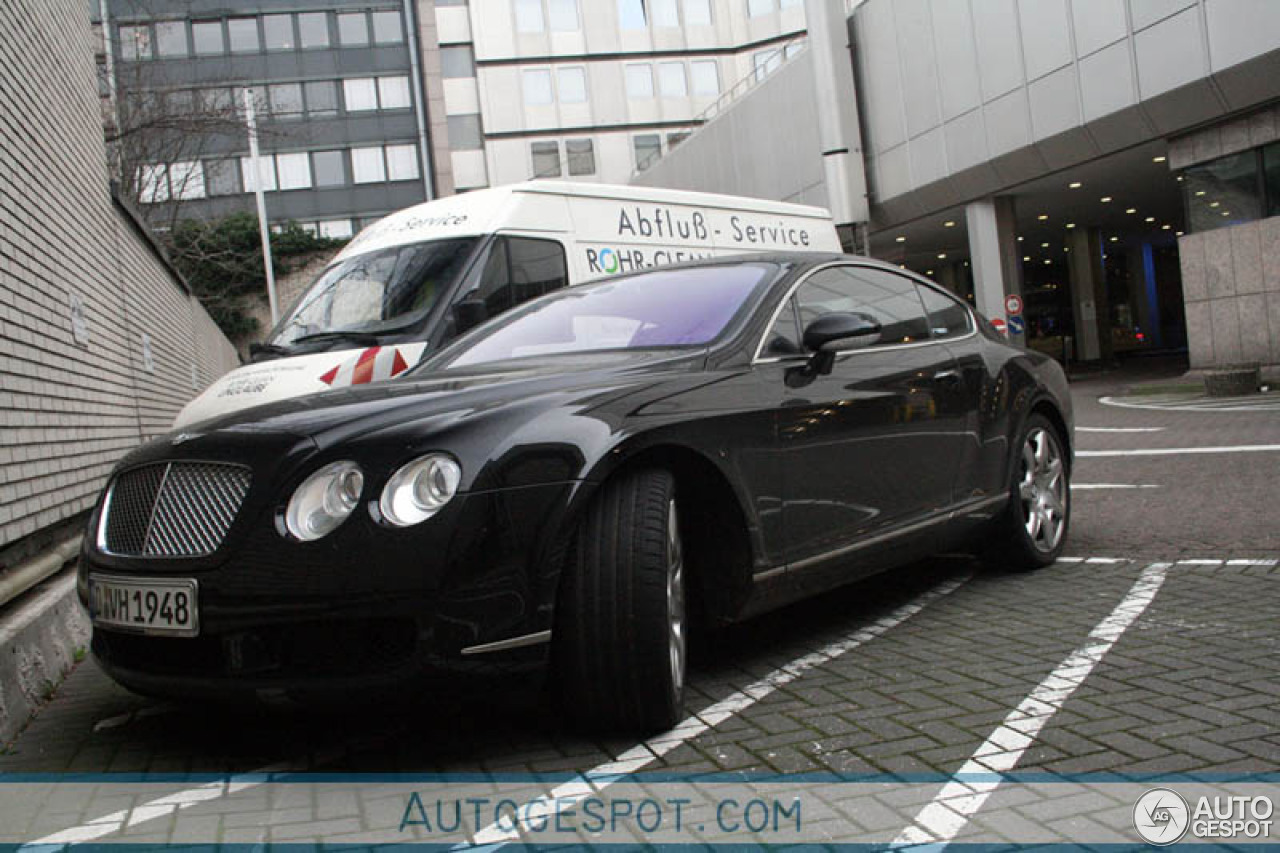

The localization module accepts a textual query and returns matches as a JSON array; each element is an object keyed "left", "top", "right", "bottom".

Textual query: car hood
[{"left": 173, "top": 349, "right": 709, "bottom": 450}]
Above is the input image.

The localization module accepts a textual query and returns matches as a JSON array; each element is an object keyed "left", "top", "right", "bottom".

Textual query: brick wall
[{"left": 0, "top": 0, "right": 239, "bottom": 551}]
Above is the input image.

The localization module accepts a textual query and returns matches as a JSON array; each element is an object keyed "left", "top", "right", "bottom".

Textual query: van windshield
[{"left": 268, "top": 237, "right": 478, "bottom": 347}]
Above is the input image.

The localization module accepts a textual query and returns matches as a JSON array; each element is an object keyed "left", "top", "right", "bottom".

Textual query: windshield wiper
[
  {"left": 248, "top": 342, "right": 293, "bottom": 361},
  {"left": 292, "top": 330, "right": 382, "bottom": 346}
]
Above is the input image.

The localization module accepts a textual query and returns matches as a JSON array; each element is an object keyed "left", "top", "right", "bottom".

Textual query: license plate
[{"left": 89, "top": 574, "right": 199, "bottom": 637}]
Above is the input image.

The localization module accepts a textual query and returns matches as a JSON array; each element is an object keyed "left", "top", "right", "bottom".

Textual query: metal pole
[
  {"left": 243, "top": 88, "right": 279, "bottom": 325},
  {"left": 403, "top": 0, "right": 436, "bottom": 200}
]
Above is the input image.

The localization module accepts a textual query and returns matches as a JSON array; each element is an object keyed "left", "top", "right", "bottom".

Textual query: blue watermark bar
[{"left": 0, "top": 775, "right": 1275, "bottom": 848}]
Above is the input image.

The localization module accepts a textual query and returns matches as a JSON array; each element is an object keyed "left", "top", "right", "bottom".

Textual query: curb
[{"left": 0, "top": 565, "right": 90, "bottom": 746}]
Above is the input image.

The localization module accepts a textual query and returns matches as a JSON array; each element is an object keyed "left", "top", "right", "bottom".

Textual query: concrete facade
[{"left": 1, "top": 0, "right": 239, "bottom": 552}]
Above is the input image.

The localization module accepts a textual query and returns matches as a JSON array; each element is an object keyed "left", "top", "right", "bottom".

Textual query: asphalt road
[{"left": 2, "top": 373, "right": 1278, "bottom": 846}]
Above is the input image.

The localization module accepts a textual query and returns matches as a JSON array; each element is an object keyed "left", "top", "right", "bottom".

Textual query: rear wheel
[
  {"left": 554, "top": 468, "right": 686, "bottom": 733},
  {"left": 987, "top": 414, "right": 1070, "bottom": 570}
]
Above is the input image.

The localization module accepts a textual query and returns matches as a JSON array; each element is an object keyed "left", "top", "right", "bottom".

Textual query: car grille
[{"left": 101, "top": 462, "right": 252, "bottom": 557}]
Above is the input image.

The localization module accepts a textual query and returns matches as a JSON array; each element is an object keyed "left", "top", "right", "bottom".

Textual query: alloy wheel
[{"left": 1019, "top": 427, "right": 1067, "bottom": 552}]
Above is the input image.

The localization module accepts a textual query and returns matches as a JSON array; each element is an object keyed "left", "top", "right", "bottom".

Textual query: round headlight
[
  {"left": 284, "top": 461, "right": 364, "bottom": 541},
  {"left": 379, "top": 453, "right": 461, "bottom": 527}
]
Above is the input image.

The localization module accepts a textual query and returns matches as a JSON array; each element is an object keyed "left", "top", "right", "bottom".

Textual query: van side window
[{"left": 474, "top": 236, "right": 568, "bottom": 317}]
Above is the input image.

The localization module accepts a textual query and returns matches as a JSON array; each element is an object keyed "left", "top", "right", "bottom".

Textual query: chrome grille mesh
[{"left": 102, "top": 463, "right": 251, "bottom": 557}]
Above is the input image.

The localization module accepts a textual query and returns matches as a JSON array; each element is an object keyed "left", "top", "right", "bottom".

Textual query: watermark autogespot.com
[{"left": 1135, "top": 788, "right": 1274, "bottom": 845}]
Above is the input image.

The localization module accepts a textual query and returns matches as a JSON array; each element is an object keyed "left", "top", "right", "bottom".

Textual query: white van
[{"left": 175, "top": 181, "right": 841, "bottom": 428}]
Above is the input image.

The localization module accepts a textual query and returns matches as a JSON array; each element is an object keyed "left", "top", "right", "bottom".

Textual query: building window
[
  {"left": 378, "top": 76, "right": 412, "bottom": 110},
  {"left": 386, "top": 145, "right": 420, "bottom": 181},
  {"left": 319, "top": 219, "right": 354, "bottom": 239},
  {"left": 1183, "top": 151, "right": 1262, "bottom": 232},
  {"left": 633, "top": 134, "right": 661, "bottom": 171},
  {"left": 780, "top": 0, "right": 802, "bottom": 7},
  {"left": 200, "top": 87, "right": 232, "bottom": 113},
  {"left": 691, "top": 59, "right": 719, "bottom": 95},
  {"left": 516, "top": 0, "right": 545, "bottom": 32},
  {"left": 784, "top": 38, "right": 806, "bottom": 59},
  {"left": 684, "top": 0, "right": 712, "bottom": 26},
  {"left": 441, "top": 45, "right": 475, "bottom": 78},
  {"left": 119, "top": 25, "right": 151, "bottom": 60},
  {"left": 1265, "top": 142, "right": 1280, "bottom": 218},
  {"left": 351, "top": 147, "right": 387, "bottom": 183},
  {"left": 204, "top": 159, "right": 239, "bottom": 196},
  {"left": 227, "top": 17, "right": 260, "bottom": 53},
  {"left": 305, "top": 80, "right": 338, "bottom": 117},
  {"left": 667, "top": 130, "right": 690, "bottom": 149},
  {"left": 240, "top": 155, "right": 278, "bottom": 192},
  {"left": 168, "top": 161, "right": 205, "bottom": 200},
  {"left": 298, "top": 12, "right": 330, "bottom": 48},
  {"left": 658, "top": 62, "right": 687, "bottom": 97},
  {"left": 372, "top": 10, "right": 404, "bottom": 43},
  {"left": 618, "top": 0, "right": 647, "bottom": 29},
  {"left": 549, "top": 0, "right": 579, "bottom": 31},
  {"left": 531, "top": 141, "right": 561, "bottom": 177},
  {"left": 263, "top": 14, "right": 294, "bottom": 50},
  {"left": 652, "top": 0, "right": 679, "bottom": 27},
  {"left": 448, "top": 114, "right": 484, "bottom": 150},
  {"left": 747, "top": 0, "right": 773, "bottom": 14},
  {"left": 268, "top": 83, "right": 304, "bottom": 120},
  {"left": 276, "top": 152, "right": 312, "bottom": 190},
  {"left": 557, "top": 67, "right": 587, "bottom": 103},
  {"left": 523, "top": 69, "right": 554, "bottom": 105},
  {"left": 192, "top": 21, "right": 224, "bottom": 55},
  {"left": 312, "top": 150, "right": 346, "bottom": 187},
  {"left": 625, "top": 63, "right": 654, "bottom": 98},
  {"left": 337, "top": 12, "right": 370, "bottom": 46},
  {"left": 566, "top": 138, "right": 595, "bottom": 176},
  {"left": 753, "top": 49, "right": 782, "bottom": 82},
  {"left": 154, "top": 21, "right": 187, "bottom": 57},
  {"left": 343, "top": 78, "right": 379, "bottom": 112}
]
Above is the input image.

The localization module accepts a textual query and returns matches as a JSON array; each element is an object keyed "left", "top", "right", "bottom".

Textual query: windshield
[
  {"left": 430, "top": 263, "right": 774, "bottom": 370},
  {"left": 269, "top": 237, "right": 478, "bottom": 346}
]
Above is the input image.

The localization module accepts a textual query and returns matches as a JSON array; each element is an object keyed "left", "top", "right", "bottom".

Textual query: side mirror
[
  {"left": 452, "top": 297, "right": 488, "bottom": 334},
  {"left": 799, "top": 312, "right": 881, "bottom": 376}
]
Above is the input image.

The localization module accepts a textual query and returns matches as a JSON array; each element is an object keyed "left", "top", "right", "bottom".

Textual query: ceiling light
[
  {"left": 895, "top": 236, "right": 906, "bottom": 242},
  {"left": 1162, "top": 224, "right": 1171, "bottom": 230},
  {"left": 1069, "top": 181, "right": 1082, "bottom": 189},
  {"left": 1066, "top": 223, "right": 1076, "bottom": 229},
  {"left": 1195, "top": 190, "right": 1206, "bottom": 196},
  {"left": 1126, "top": 208, "right": 1137, "bottom": 214},
  {"left": 1176, "top": 176, "right": 1184, "bottom": 182},
  {"left": 1145, "top": 216, "right": 1155, "bottom": 222},
  {"left": 1209, "top": 201, "right": 1220, "bottom": 208},
  {"left": 927, "top": 270, "right": 934, "bottom": 276},
  {"left": 1043, "top": 259, "right": 1051, "bottom": 265},
  {"left": 1153, "top": 155, "right": 1167, "bottom": 163},
  {"left": 1100, "top": 196, "right": 1112, "bottom": 203},
  {"left": 1064, "top": 247, "right": 1070, "bottom": 252},
  {"left": 1037, "top": 214, "right": 1049, "bottom": 221},
  {"left": 937, "top": 253, "right": 947, "bottom": 259},
  {"left": 1176, "top": 231, "right": 1184, "bottom": 236},
  {"left": 1041, "top": 242, "right": 1050, "bottom": 248},
  {"left": 1109, "top": 236, "right": 1119, "bottom": 242},
  {"left": 943, "top": 220, "right": 956, "bottom": 228},
  {"left": 1017, "top": 236, "right": 1024, "bottom": 242},
  {"left": 1222, "top": 211, "right": 1230, "bottom": 216},
  {"left": 1023, "top": 256, "right": 1031, "bottom": 262}
]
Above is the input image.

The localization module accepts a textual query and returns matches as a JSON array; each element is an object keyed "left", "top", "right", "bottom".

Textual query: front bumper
[{"left": 80, "top": 481, "right": 582, "bottom": 698}]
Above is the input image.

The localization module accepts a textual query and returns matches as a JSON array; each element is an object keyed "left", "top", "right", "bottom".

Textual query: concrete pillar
[
  {"left": 965, "top": 197, "right": 1023, "bottom": 340},
  {"left": 805, "top": 0, "right": 870, "bottom": 230},
  {"left": 934, "top": 263, "right": 960, "bottom": 296},
  {"left": 1066, "top": 228, "right": 1111, "bottom": 363},
  {"left": 1126, "top": 242, "right": 1162, "bottom": 347}
]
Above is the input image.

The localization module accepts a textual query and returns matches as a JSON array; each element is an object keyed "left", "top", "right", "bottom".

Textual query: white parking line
[
  {"left": 1071, "top": 484, "right": 1160, "bottom": 490},
  {"left": 892, "top": 561, "right": 1171, "bottom": 848},
  {"left": 465, "top": 574, "right": 971, "bottom": 847},
  {"left": 1076, "top": 426, "right": 1164, "bottom": 433},
  {"left": 1077, "top": 444, "right": 1280, "bottom": 457}
]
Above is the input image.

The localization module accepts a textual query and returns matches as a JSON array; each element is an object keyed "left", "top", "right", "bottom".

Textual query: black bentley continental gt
[{"left": 80, "top": 253, "right": 1073, "bottom": 732}]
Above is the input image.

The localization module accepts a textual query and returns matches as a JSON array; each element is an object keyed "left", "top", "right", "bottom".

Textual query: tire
[
  {"left": 986, "top": 413, "right": 1070, "bottom": 571},
  {"left": 554, "top": 468, "right": 687, "bottom": 733}
]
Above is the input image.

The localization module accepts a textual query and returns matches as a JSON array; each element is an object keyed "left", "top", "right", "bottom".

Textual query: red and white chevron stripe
[{"left": 317, "top": 346, "right": 411, "bottom": 387}]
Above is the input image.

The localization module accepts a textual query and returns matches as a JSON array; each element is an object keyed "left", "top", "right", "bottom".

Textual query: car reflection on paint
[{"left": 79, "top": 253, "right": 1074, "bottom": 734}]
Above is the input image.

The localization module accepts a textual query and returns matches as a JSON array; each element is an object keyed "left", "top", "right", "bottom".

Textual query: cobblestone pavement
[{"left": 1, "top": 377, "right": 1277, "bottom": 845}]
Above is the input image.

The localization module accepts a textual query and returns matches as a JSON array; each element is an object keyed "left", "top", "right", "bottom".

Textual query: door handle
[{"left": 933, "top": 369, "right": 961, "bottom": 383}]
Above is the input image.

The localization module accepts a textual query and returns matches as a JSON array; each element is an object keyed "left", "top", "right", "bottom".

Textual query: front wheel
[
  {"left": 554, "top": 468, "right": 686, "bottom": 733},
  {"left": 987, "top": 414, "right": 1070, "bottom": 570}
]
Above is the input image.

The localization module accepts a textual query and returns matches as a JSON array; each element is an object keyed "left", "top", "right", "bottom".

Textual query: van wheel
[
  {"left": 986, "top": 414, "right": 1070, "bottom": 571},
  {"left": 554, "top": 468, "right": 686, "bottom": 734}
]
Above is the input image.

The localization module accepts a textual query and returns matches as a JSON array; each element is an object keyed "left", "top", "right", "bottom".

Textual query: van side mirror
[
  {"left": 799, "top": 312, "right": 881, "bottom": 376},
  {"left": 452, "top": 298, "right": 488, "bottom": 334}
]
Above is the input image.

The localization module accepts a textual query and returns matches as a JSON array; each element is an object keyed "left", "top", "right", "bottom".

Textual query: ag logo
[{"left": 1134, "top": 788, "right": 1190, "bottom": 845}]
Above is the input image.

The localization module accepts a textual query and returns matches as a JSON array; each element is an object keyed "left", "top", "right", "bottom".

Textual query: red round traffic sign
[
  {"left": 990, "top": 316, "right": 1008, "bottom": 335},
  {"left": 1004, "top": 294, "right": 1023, "bottom": 316}
]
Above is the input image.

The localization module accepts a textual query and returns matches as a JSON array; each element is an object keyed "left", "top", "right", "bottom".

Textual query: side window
[
  {"left": 793, "top": 266, "right": 930, "bottom": 347},
  {"left": 463, "top": 236, "right": 569, "bottom": 322},
  {"left": 763, "top": 297, "right": 802, "bottom": 356},
  {"left": 916, "top": 284, "right": 972, "bottom": 339}
]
